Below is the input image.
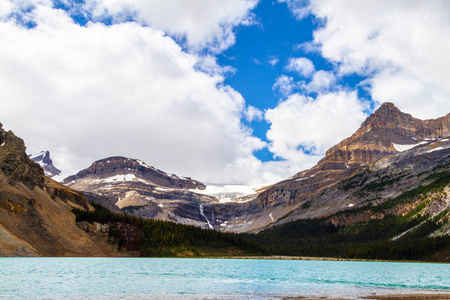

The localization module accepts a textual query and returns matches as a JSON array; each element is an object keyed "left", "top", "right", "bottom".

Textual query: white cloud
[
  {"left": 84, "top": 0, "right": 258, "bottom": 52},
  {"left": 306, "top": 70, "right": 336, "bottom": 93},
  {"left": 0, "top": 0, "right": 13, "bottom": 19},
  {"left": 244, "top": 105, "right": 263, "bottom": 122},
  {"left": 307, "top": 0, "right": 450, "bottom": 119},
  {"left": 294, "top": 41, "right": 320, "bottom": 54},
  {"left": 0, "top": 1, "right": 269, "bottom": 185},
  {"left": 286, "top": 57, "right": 315, "bottom": 77},
  {"left": 273, "top": 75, "right": 296, "bottom": 96},
  {"left": 268, "top": 56, "right": 279, "bottom": 66},
  {"left": 252, "top": 58, "right": 262, "bottom": 65},
  {"left": 277, "top": 0, "right": 310, "bottom": 20},
  {"left": 265, "top": 91, "right": 367, "bottom": 165}
]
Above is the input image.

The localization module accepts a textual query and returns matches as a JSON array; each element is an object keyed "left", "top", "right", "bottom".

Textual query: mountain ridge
[{"left": 58, "top": 103, "right": 450, "bottom": 235}]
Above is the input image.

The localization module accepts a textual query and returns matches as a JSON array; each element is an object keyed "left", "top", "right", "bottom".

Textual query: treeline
[
  {"left": 73, "top": 203, "right": 266, "bottom": 257},
  {"left": 241, "top": 214, "right": 450, "bottom": 261}
]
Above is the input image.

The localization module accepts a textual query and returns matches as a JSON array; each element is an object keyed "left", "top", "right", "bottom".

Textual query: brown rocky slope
[{"left": 0, "top": 123, "right": 109, "bottom": 257}]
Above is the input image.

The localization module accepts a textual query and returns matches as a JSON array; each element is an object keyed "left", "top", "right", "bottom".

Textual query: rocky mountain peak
[
  {"left": 0, "top": 124, "right": 44, "bottom": 189},
  {"left": 312, "top": 102, "right": 450, "bottom": 172},
  {"left": 30, "top": 150, "right": 61, "bottom": 178},
  {"left": 63, "top": 156, "right": 206, "bottom": 190},
  {"left": 253, "top": 103, "right": 450, "bottom": 228}
]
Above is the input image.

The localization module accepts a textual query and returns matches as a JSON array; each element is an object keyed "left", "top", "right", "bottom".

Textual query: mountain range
[
  {"left": 0, "top": 102, "right": 449, "bottom": 258},
  {"left": 63, "top": 102, "right": 449, "bottom": 233}
]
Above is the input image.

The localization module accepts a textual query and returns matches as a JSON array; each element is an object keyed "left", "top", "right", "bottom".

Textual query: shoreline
[
  {"left": 202, "top": 255, "right": 447, "bottom": 264},
  {"left": 284, "top": 296, "right": 450, "bottom": 300}
]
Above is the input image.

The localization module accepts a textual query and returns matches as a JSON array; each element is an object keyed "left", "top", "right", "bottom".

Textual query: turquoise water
[{"left": 0, "top": 258, "right": 448, "bottom": 299}]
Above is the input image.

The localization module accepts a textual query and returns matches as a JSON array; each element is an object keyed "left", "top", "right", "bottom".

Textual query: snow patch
[
  {"left": 103, "top": 174, "right": 137, "bottom": 183},
  {"left": 154, "top": 186, "right": 174, "bottom": 192},
  {"left": 427, "top": 145, "right": 450, "bottom": 153},
  {"left": 0, "top": 141, "right": 5, "bottom": 147},
  {"left": 30, "top": 151, "right": 45, "bottom": 159},
  {"left": 348, "top": 203, "right": 354, "bottom": 207},
  {"left": 191, "top": 184, "right": 263, "bottom": 203},
  {"left": 269, "top": 213, "right": 274, "bottom": 222},
  {"left": 392, "top": 141, "right": 427, "bottom": 152},
  {"left": 136, "top": 159, "right": 153, "bottom": 170}
]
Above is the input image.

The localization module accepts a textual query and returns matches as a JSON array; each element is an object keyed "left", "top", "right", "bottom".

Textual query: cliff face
[{"left": 0, "top": 123, "right": 109, "bottom": 257}]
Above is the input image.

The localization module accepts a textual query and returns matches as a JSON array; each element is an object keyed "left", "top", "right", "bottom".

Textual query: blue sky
[{"left": 0, "top": 0, "right": 449, "bottom": 184}]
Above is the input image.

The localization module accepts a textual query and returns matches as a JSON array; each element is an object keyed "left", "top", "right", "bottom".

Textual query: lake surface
[{"left": 0, "top": 258, "right": 448, "bottom": 299}]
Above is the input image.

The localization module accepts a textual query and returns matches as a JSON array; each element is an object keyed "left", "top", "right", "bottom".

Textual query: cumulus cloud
[
  {"left": 265, "top": 91, "right": 367, "bottom": 166},
  {"left": 305, "top": 70, "right": 336, "bottom": 93},
  {"left": 286, "top": 57, "right": 315, "bottom": 77},
  {"left": 306, "top": 0, "right": 450, "bottom": 119},
  {"left": 83, "top": 0, "right": 258, "bottom": 52},
  {"left": 273, "top": 75, "right": 296, "bottom": 96},
  {"left": 0, "top": 1, "right": 268, "bottom": 184}
]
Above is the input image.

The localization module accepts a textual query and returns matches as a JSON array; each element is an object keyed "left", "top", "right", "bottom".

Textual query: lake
[{"left": 0, "top": 258, "right": 448, "bottom": 299}]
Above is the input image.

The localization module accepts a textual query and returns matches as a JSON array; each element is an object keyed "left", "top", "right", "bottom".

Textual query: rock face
[
  {"left": 63, "top": 157, "right": 218, "bottom": 228},
  {"left": 29, "top": 150, "right": 61, "bottom": 178},
  {"left": 0, "top": 123, "right": 109, "bottom": 257}
]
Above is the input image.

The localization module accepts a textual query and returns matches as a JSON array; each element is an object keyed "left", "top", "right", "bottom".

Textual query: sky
[{"left": 0, "top": 0, "right": 449, "bottom": 185}]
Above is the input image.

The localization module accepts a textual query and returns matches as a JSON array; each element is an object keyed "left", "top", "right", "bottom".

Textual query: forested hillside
[{"left": 73, "top": 202, "right": 266, "bottom": 257}]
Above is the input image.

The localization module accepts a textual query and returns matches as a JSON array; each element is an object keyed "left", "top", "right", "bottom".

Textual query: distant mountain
[
  {"left": 29, "top": 150, "right": 61, "bottom": 178},
  {"left": 64, "top": 156, "right": 205, "bottom": 190},
  {"left": 0, "top": 123, "right": 109, "bottom": 257},
  {"left": 63, "top": 156, "right": 218, "bottom": 228}
]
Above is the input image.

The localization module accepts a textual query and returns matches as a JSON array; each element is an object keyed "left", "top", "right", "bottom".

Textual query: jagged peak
[
  {"left": 29, "top": 150, "right": 61, "bottom": 178},
  {"left": 363, "top": 102, "right": 412, "bottom": 126},
  {"left": 378, "top": 102, "right": 400, "bottom": 111}
]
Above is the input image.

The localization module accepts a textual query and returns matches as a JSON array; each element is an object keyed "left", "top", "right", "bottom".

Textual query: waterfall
[{"left": 199, "top": 204, "right": 213, "bottom": 229}]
